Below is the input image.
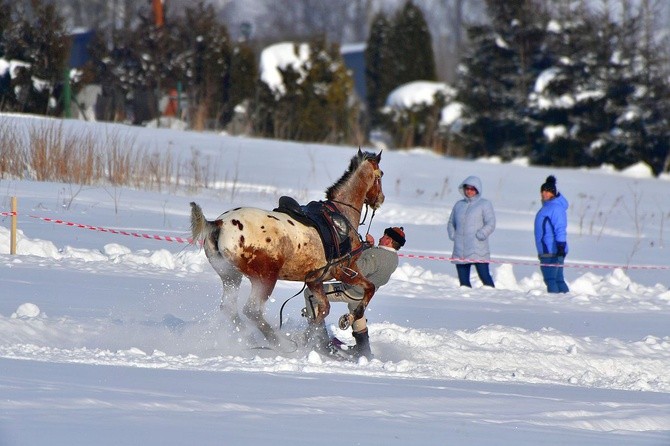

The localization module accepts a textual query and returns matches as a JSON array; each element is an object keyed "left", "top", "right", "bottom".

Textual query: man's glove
[{"left": 556, "top": 242, "right": 566, "bottom": 257}]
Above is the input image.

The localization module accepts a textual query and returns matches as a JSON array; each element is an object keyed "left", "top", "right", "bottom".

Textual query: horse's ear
[
  {"left": 357, "top": 147, "right": 363, "bottom": 157},
  {"left": 376, "top": 150, "right": 382, "bottom": 163}
]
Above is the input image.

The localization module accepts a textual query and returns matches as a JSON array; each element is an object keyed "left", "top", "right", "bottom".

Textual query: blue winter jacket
[
  {"left": 447, "top": 176, "right": 496, "bottom": 263},
  {"left": 534, "top": 193, "right": 569, "bottom": 256}
]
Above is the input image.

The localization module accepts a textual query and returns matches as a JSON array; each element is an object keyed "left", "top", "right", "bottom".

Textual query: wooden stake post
[{"left": 10, "top": 196, "right": 17, "bottom": 255}]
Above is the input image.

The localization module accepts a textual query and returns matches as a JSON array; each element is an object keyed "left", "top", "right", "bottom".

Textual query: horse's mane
[{"left": 326, "top": 151, "right": 377, "bottom": 200}]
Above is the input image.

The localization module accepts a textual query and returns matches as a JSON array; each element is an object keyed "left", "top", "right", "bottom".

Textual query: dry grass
[
  {"left": 0, "top": 118, "right": 217, "bottom": 192},
  {"left": 0, "top": 119, "right": 25, "bottom": 179}
]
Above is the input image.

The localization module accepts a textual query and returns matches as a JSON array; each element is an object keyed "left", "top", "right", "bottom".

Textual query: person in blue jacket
[
  {"left": 447, "top": 175, "right": 496, "bottom": 287},
  {"left": 534, "top": 175, "right": 570, "bottom": 293}
]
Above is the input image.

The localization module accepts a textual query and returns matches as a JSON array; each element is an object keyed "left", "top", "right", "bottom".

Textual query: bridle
[{"left": 330, "top": 166, "right": 382, "bottom": 228}]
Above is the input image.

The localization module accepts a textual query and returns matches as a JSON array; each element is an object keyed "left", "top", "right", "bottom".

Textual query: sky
[{"left": 0, "top": 112, "right": 669, "bottom": 445}]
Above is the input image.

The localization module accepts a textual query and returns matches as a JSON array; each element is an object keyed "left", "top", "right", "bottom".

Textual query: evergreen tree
[
  {"left": 225, "top": 42, "right": 258, "bottom": 126},
  {"left": 365, "top": 12, "right": 394, "bottom": 128},
  {"left": 252, "top": 39, "right": 358, "bottom": 144},
  {"left": 583, "top": 8, "right": 641, "bottom": 169},
  {"left": 177, "top": 2, "right": 233, "bottom": 129},
  {"left": 455, "top": 0, "right": 548, "bottom": 158},
  {"left": 296, "top": 39, "right": 357, "bottom": 143},
  {"left": 365, "top": 2, "right": 437, "bottom": 132},
  {"left": 528, "top": 13, "right": 611, "bottom": 167},
  {"left": 108, "top": 18, "right": 163, "bottom": 123},
  {"left": 364, "top": 1, "right": 439, "bottom": 147},
  {"left": 389, "top": 1, "right": 437, "bottom": 87},
  {"left": 0, "top": 0, "right": 11, "bottom": 57},
  {"left": 87, "top": 1, "right": 179, "bottom": 124},
  {"left": 630, "top": 67, "right": 670, "bottom": 175},
  {"left": 528, "top": 2, "right": 670, "bottom": 174},
  {"left": 0, "top": 0, "right": 14, "bottom": 105},
  {"left": 87, "top": 1, "right": 256, "bottom": 128},
  {"left": 610, "top": 2, "right": 670, "bottom": 175},
  {"left": 0, "top": 0, "right": 69, "bottom": 114}
]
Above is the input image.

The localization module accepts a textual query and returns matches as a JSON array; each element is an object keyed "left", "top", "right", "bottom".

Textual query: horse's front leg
[
  {"left": 351, "top": 277, "right": 375, "bottom": 322},
  {"left": 334, "top": 271, "right": 375, "bottom": 359},
  {"left": 244, "top": 277, "right": 281, "bottom": 346},
  {"left": 304, "top": 282, "right": 331, "bottom": 349},
  {"left": 305, "top": 282, "right": 331, "bottom": 324},
  {"left": 333, "top": 264, "right": 375, "bottom": 329}
]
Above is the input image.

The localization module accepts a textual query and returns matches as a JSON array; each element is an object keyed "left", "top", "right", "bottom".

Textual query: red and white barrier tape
[
  {"left": 1, "top": 211, "right": 17, "bottom": 217},
  {"left": 27, "top": 215, "right": 193, "bottom": 244},
  {"left": 399, "top": 253, "right": 670, "bottom": 271},
  {"left": 4, "top": 210, "right": 669, "bottom": 271}
]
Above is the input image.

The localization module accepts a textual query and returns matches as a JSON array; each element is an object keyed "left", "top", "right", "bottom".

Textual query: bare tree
[{"left": 257, "top": 0, "right": 347, "bottom": 42}]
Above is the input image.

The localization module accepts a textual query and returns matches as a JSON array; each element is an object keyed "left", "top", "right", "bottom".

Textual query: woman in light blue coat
[{"left": 447, "top": 176, "right": 496, "bottom": 287}]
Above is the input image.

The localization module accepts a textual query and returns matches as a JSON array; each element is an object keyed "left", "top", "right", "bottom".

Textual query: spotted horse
[{"left": 190, "top": 149, "right": 384, "bottom": 353}]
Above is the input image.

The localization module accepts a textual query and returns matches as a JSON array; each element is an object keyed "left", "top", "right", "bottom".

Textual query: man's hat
[{"left": 384, "top": 226, "right": 406, "bottom": 247}]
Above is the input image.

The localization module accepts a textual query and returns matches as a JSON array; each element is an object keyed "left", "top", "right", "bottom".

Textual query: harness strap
[
  {"left": 279, "top": 284, "right": 305, "bottom": 329},
  {"left": 278, "top": 241, "right": 373, "bottom": 329}
]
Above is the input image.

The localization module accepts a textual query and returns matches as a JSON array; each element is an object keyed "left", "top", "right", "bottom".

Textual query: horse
[{"left": 190, "top": 149, "right": 384, "bottom": 352}]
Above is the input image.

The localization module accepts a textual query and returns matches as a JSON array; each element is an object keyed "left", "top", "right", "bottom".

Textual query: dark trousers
[
  {"left": 539, "top": 256, "right": 569, "bottom": 293},
  {"left": 456, "top": 263, "right": 494, "bottom": 288}
]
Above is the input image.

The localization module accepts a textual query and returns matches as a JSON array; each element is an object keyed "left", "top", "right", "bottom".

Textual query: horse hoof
[
  {"left": 305, "top": 323, "right": 329, "bottom": 348},
  {"left": 338, "top": 313, "right": 353, "bottom": 330},
  {"left": 273, "top": 337, "right": 299, "bottom": 354}
]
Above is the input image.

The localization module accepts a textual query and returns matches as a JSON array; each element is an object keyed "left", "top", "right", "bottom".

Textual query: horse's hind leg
[
  {"left": 304, "top": 283, "right": 331, "bottom": 350},
  {"left": 208, "top": 254, "right": 243, "bottom": 327},
  {"left": 243, "top": 277, "right": 281, "bottom": 346},
  {"left": 219, "top": 266, "right": 243, "bottom": 328}
]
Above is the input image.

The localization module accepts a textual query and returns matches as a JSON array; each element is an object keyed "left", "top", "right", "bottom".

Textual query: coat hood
[
  {"left": 459, "top": 176, "right": 483, "bottom": 197},
  {"left": 545, "top": 192, "right": 569, "bottom": 210}
]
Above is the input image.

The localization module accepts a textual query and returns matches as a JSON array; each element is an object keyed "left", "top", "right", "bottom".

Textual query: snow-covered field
[{"left": 1, "top": 114, "right": 669, "bottom": 445}]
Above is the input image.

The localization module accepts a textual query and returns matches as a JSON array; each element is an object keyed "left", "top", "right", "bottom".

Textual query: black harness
[{"left": 274, "top": 196, "right": 353, "bottom": 260}]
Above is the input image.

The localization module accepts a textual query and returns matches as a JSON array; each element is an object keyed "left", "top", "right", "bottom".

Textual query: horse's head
[
  {"left": 326, "top": 149, "right": 385, "bottom": 211},
  {"left": 363, "top": 150, "right": 384, "bottom": 210}
]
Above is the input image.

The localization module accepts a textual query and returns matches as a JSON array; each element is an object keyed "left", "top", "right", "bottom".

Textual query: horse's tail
[{"left": 189, "top": 202, "right": 216, "bottom": 243}]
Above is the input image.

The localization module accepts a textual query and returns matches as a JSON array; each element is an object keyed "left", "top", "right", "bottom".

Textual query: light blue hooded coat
[{"left": 447, "top": 176, "right": 496, "bottom": 263}]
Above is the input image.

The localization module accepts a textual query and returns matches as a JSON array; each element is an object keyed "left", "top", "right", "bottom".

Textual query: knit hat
[
  {"left": 384, "top": 226, "right": 406, "bottom": 247},
  {"left": 541, "top": 175, "right": 558, "bottom": 196}
]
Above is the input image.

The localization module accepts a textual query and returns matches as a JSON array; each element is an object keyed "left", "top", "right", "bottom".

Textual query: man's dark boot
[{"left": 352, "top": 329, "right": 372, "bottom": 359}]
